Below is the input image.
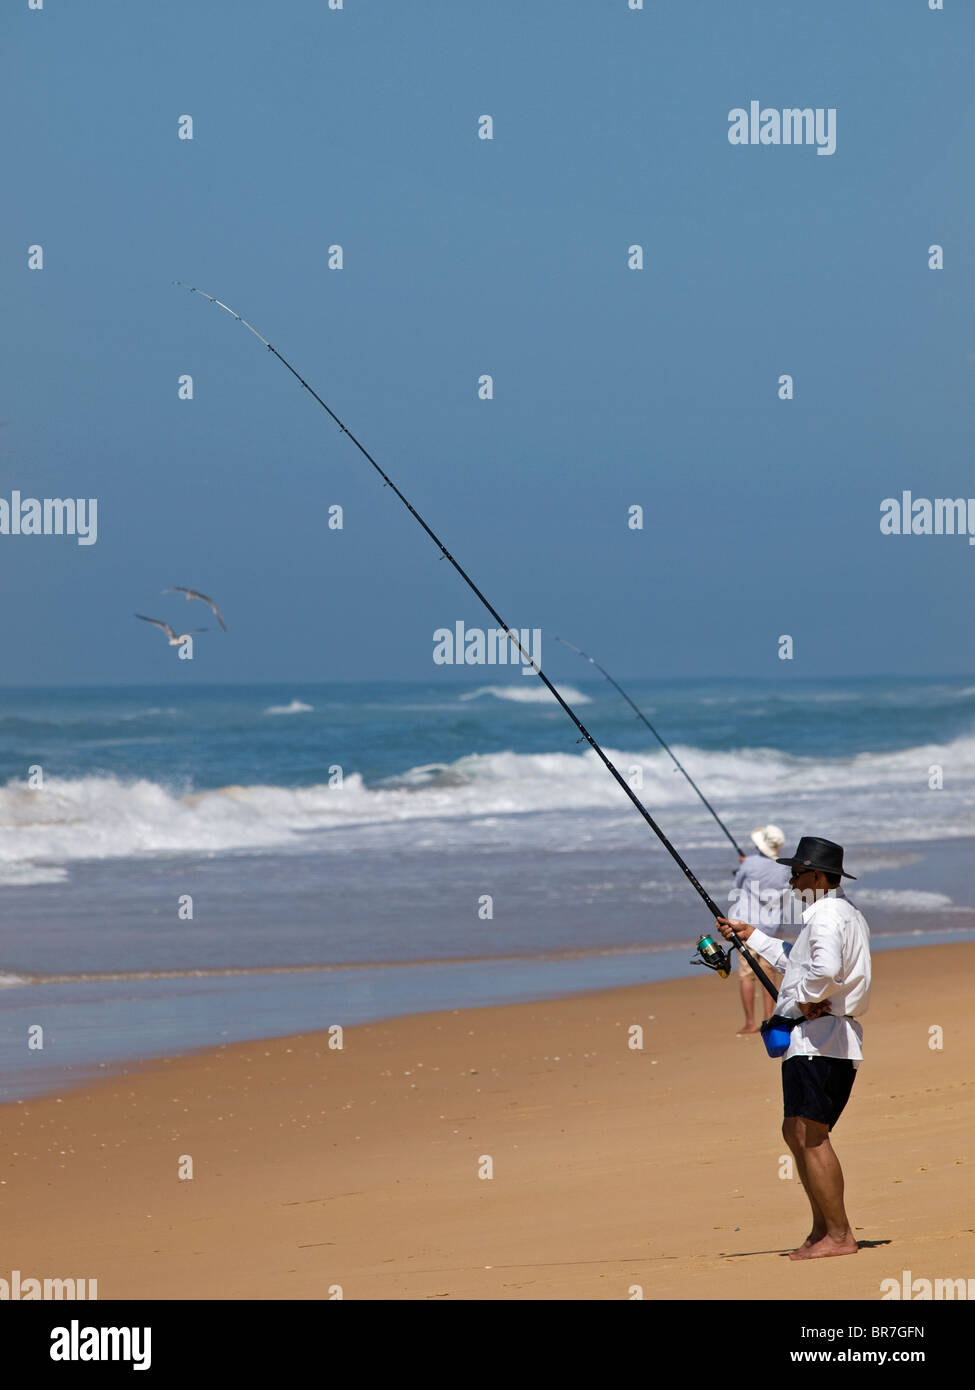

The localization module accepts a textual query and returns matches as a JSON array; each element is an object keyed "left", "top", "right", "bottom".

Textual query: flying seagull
[
  {"left": 135, "top": 614, "right": 208, "bottom": 646},
  {"left": 163, "top": 586, "right": 227, "bottom": 631}
]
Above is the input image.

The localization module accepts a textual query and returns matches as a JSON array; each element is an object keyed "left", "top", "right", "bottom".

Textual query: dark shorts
[{"left": 782, "top": 1056, "right": 856, "bottom": 1131}]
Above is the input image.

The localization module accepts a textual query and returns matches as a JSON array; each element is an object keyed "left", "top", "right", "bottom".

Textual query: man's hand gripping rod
[{"left": 692, "top": 925, "right": 778, "bottom": 1001}]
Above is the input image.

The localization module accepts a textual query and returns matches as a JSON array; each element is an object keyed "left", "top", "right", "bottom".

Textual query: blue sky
[{"left": 4, "top": 0, "right": 973, "bottom": 685}]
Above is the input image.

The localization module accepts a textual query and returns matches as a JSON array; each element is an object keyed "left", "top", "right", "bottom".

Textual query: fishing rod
[
  {"left": 175, "top": 281, "right": 778, "bottom": 1002},
  {"left": 553, "top": 636, "right": 747, "bottom": 859}
]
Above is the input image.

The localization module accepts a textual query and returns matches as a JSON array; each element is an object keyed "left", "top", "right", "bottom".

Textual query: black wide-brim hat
[{"left": 776, "top": 836, "right": 856, "bottom": 880}]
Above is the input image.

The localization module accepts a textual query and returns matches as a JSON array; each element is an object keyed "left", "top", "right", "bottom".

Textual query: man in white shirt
[{"left": 716, "top": 836, "right": 871, "bottom": 1261}]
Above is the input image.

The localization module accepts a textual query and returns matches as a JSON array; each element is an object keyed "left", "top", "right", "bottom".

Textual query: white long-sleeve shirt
[{"left": 746, "top": 890, "right": 871, "bottom": 1063}]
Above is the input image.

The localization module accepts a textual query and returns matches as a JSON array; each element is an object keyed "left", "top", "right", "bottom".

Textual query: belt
[{"left": 797, "top": 1013, "right": 857, "bottom": 1020}]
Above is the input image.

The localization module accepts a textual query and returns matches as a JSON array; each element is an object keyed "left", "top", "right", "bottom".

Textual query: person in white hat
[{"left": 729, "top": 824, "right": 791, "bottom": 1034}]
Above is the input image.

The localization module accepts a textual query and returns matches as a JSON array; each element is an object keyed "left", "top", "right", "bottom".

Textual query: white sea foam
[
  {"left": 850, "top": 889, "right": 969, "bottom": 913},
  {"left": 458, "top": 684, "right": 592, "bottom": 705},
  {"left": 1, "top": 733, "right": 974, "bottom": 874},
  {"left": 264, "top": 700, "right": 314, "bottom": 715},
  {"left": 118, "top": 707, "right": 179, "bottom": 721},
  {"left": 0, "top": 863, "right": 69, "bottom": 887}
]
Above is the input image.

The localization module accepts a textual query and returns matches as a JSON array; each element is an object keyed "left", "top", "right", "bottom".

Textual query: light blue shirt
[{"left": 730, "top": 850, "right": 791, "bottom": 933}]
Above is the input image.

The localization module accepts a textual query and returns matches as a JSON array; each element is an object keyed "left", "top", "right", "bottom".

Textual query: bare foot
[
  {"left": 789, "top": 1233, "right": 858, "bottom": 1260},
  {"left": 737, "top": 1025, "right": 759, "bottom": 1035},
  {"left": 795, "top": 1228, "right": 826, "bottom": 1251}
]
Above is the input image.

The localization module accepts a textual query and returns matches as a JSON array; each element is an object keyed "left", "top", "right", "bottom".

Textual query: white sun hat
[{"left": 751, "top": 824, "right": 786, "bottom": 859}]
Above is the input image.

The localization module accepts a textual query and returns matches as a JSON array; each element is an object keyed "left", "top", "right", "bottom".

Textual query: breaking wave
[
  {"left": 1, "top": 734, "right": 974, "bottom": 882},
  {"left": 459, "top": 683, "right": 592, "bottom": 704},
  {"left": 850, "top": 889, "right": 971, "bottom": 913}
]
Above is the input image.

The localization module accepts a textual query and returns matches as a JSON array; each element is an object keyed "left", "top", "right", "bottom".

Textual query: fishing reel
[{"left": 690, "top": 934, "right": 733, "bottom": 978}]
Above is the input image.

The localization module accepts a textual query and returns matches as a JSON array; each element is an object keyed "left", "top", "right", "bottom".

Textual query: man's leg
[
  {"left": 782, "top": 1115, "right": 857, "bottom": 1259},
  {"left": 738, "top": 969, "right": 758, "bottom": 1033},
  {"left": 782, "top": 1117, "right": 825, "bottom": 1247}
]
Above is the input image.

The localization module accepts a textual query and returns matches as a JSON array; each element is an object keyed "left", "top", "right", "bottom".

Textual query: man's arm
[
  {"left": 715, "top": 917, "right": 791, "bottom": 971},
  {"left": 717, "top": 919, "right": 832, "bottom": 1017},
  {"left": 798, "top": 999, "right": 833, "bottom": 1020}
]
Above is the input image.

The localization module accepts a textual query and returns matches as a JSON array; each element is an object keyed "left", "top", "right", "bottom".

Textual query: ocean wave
[
  {"left": 0, "top": 941, "right": 701, "bottom": 988},
  {"left": 264, "top": 700, "right": 314, "bottom": 715},
  {"left": 851, "top": 889, "right": 970, "bottom": 913},
  {"left": 0, "top": 706, "right": 181, "bottom": 731},
  {"left": 459, "top": 683, "right": 592, "bottom": 704},
  {"left": 118, "top": 706, "right": 179, "bottom": 721},
  {"left": 1, "top": 732, "right": 974, "bottom": 873},
  {"left": 0, "top": 863, "right": 70, "bottom": 887}
]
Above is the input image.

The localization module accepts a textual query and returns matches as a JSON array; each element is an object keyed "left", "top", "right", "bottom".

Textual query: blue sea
[{"left": 2, "top": 676, "right": 974, "bottom": 1100}]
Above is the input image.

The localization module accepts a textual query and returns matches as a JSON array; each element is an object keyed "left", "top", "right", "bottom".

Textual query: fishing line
[
  {"left": 554, "top": 637, "right": 746, "bottom": 858},
  {"left": 176, "top": 281, "right": 777, "bottom": 1000}
]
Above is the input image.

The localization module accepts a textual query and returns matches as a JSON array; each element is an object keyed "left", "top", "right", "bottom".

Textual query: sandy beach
[{"left": 2, "top": 941, "right": 972, "bottom": 1301}]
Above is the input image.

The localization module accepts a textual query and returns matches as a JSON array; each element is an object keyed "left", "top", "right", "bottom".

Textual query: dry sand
[{"left": 2, "top": 942, "right": 972, "bottom": 1300}]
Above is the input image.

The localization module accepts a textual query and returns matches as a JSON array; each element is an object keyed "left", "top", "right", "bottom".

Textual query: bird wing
[
  {"left": 164, "top": 586, "right": 226, "bottom": 629},
  {"left": 202, "top": 595, "right": 227, "bottom": 630},
  {"left": 135, "top": 614, "right": 177, "bottom": 641}
]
